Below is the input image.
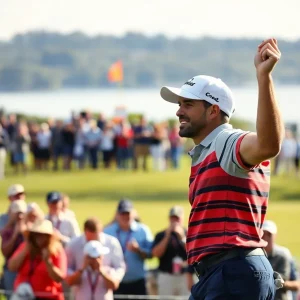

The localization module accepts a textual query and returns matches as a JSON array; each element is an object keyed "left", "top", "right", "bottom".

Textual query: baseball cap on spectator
[
  {"left": 46, "top": 191, "right": 62, "bottom": 203},
  {"left": 160, "top": 75, "right": 235, "bottom": 118},
  {"left": 169, "top": 206, "right": 184, "bottom": 218},
  {"left": 10, "top": 200, "right": 27, "bottom": 214},
  {"left": 8, "top": 184, "right": 25, "bottom": 197},
  {"left": 262, "top": 220, "right": 278, "bottom": 235},
  {"left": 83, "top": 240, "right": 110, "bottom": 258},
  {"left": 117, "top": 199, "right": 133, "bottom": 213}
]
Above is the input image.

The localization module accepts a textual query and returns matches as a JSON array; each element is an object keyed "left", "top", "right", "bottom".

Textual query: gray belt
[{"left": 193, "top": 248, "right": 266, "bottom": 278}]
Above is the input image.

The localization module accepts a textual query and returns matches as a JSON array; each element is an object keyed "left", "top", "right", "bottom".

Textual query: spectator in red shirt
[
  {"left": 8, "top": 219, "right": 67, "bottom": 300},
  {"left": 116, "top": 121, "right": 133, "bottom": 170}
]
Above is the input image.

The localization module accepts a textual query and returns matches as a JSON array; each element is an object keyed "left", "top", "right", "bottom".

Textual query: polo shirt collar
[
  {"left": 117, "top": 220, "right": 138, "bottom": 232},
  {"left": 189, "top": 123, "right": 232, "bottom": 156}
]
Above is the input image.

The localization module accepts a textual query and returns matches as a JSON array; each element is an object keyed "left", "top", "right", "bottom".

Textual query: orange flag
[{"left": 107, "top": 60, "right": 123, "bottom": 83}]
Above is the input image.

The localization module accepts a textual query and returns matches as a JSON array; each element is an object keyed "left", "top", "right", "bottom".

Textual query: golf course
[{"left": 0, "top": 157, "right": 300, "bottom": 266}]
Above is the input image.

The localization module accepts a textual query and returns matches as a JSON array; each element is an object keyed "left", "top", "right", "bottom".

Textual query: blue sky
[{"left": 0, "top": 0, "right": 299, "bottom": 40}]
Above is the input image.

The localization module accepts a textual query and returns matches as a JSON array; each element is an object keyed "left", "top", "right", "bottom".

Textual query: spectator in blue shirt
[{"left": 104, "top": 199, "right": 153, "bottom": 299}]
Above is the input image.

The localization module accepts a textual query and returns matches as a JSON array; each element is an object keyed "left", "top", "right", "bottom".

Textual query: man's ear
[{"left": 207, "top": 105, "right": 220, "bottom": 120}]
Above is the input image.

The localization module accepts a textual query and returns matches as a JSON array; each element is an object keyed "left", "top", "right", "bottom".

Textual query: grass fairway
[{"left": 1, "top": 158, "right": 300, "bottom": 266}]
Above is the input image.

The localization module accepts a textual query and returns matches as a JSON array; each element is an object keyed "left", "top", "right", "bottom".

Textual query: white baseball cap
[
  {"left": 9, "top": 200, "right": 27, "bottom": 214},
  {"left": 83, "top": 240, "right": 110, "bottom": 258},
  {"left": 262, "top": 220, "right": 278, "bottom": 235},
  {"left": 160, "top": 75, "right": 235, "bottom": 118},
  {"left": 8, "top": 184, "right": 25, "bottom": 197}
]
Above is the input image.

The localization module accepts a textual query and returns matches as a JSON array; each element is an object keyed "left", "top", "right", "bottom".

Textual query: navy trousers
[{"left": 189, "top": 255, "right": 275, "bottom": 300}]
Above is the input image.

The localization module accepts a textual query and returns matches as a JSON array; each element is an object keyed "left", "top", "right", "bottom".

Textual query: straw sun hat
[{"left": 23, "top": 219, "right": 54, "bottom": 236}]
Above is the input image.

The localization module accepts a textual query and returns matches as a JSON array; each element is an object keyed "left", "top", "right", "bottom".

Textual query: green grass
[{"left": 1, "top": 158, "right": 300, "bottom": 267}]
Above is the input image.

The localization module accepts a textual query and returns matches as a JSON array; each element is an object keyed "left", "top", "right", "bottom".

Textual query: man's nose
[{"left": 176, "top": 107, "right": 183, "bottom": 117}]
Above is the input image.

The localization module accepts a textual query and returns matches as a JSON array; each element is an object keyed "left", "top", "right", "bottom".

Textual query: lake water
[{"left": 0, "top": 85, "right": 299, "bottom": 124}]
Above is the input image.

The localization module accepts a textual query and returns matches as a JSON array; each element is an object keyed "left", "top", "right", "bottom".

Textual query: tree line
[{"left": 0, "top": 31, "right": 299, "bottom": 91}]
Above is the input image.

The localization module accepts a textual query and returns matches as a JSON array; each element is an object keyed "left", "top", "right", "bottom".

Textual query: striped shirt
[{"left": 187, "top": 124, "right": 270, "bottom": 265}]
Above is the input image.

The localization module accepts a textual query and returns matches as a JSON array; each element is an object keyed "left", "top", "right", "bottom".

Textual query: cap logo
[
  {"left": 205, "top": 92, "right": 219, "bottom": 102},
  {"left": 184, "top": 78, "right": 195, "bottom": 86}
]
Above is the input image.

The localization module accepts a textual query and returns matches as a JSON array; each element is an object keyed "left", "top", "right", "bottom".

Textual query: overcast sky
[{"left": 0, "top": 0, "right": 299, "bottom": 40}]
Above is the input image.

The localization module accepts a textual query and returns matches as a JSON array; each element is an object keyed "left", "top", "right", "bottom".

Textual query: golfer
[{"left": 160, "top": 38, "right": 284, "bottom": 299}]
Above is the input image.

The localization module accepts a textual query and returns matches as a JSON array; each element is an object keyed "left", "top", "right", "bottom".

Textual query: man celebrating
[{"left": 160, "top": 39, "right": 284, "bottom": 299}]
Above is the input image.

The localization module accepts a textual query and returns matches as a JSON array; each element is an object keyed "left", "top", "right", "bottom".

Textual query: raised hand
[{"left": 254, "top": 38, "right": 281, "bottom": 76}]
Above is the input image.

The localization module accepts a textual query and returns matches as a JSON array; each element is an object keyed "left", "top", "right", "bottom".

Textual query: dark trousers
[
  {"left": 189, "top": 255, "right": 275, "bottom": 300},
  {"left": 88, "top": 147, "right": 98, "bottom": 169},
  {"left": 114, "top": 278, "right": 147, "bottom": 300}
]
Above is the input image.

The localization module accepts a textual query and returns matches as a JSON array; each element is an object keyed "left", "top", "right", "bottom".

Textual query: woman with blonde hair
[{"left": 8, "top": 219, "right": 67, "bottom": 300}]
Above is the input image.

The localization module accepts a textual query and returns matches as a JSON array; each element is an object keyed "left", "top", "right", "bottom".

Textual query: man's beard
[{"left": 179, "top": 120, "right": 206, "bottom": 139}]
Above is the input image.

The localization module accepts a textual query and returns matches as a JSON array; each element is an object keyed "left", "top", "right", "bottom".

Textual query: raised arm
[{"left": 240, "top": 38, "right": 285, "bottom": 167}]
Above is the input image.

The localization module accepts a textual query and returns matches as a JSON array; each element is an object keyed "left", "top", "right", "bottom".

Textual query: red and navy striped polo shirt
[{"left": 187, "top": 124, "right": 269, "bottom": 265}]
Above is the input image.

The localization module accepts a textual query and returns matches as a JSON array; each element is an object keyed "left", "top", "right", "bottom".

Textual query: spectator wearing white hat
[
  {"left": 65, "top": 218, "right": 125, "bottom": 297},
  {"left": 0, "top": 184, "right": 26, "bottom": 232},
  {"left": 1, "top": 200, "right": 27, "bottom": 299},
  {"left": 262, "top": 220, "right": 300, "bottom": 300},
  {"left": 8, "top": 219, "right": 67, "bottom": 300},
  {"left": 68, "top": 240, "right": 118, "bottom": 300},
  {"left": 45, "top": 192, "right": 80, "bottom": 247}
]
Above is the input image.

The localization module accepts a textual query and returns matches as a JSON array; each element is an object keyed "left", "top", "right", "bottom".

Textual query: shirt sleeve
[
  {"left": 140, "top": 225, "right": 153, "bottom": 257},
  {"left": 215, "top": 129, "right": 255, "bottom": 172},
  {"left": 70, "top": 218, "right": 81, "bottom": 238},
  {"left": 108, "top": 237, "right": 126, "bottom": 282},
  {"left": 65, "top": 241, "right": 77, "bottom": 275},
  {"left": 151, "top": 232, "right": 164, "bottom": 249}
]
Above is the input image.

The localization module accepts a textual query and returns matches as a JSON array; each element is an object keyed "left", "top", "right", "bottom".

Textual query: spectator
[
  {"left": 8, "top": 219, "right": 67, "bottom": 300},
  {"left": 25, "top": 203, "right": 44, "bottom": 226},
  {"left": 0, "top": 184, "right": 26, "bottom": 232},
  {"left": 152, "top": 206, "right": 188, "bottom": 296},
  {"left": 6, "top": 114, "right": 18, "bottom": 167},
  {"left": 115, "top": 121, "right": 133, "bottom": 170},
  {"left": 104, "top": 199, "right": 153, "bottom": 299},
  {"left": 36, "top": 123, "right": 52, "bottom": 170},
  {"left": 280, "top": 129, "right": 297, "bottom": 175},
  {"left": 0, "top": 124, "right": 9, "bottom": 179},
  {"left": 73, "top": 119, "right": 86, "bottom": 169},
  {"left": 62, "top": 122, "right": 75, "bottom": 171},
  {"left": 28, "top": 122, "right": 40, "bottom": 170},
  {"left": 263, "top": 220, "right": 300, "bottom": 300},
  {"left": 52, "top": 120, "right": 64, "bottom": 171},
  {"left": 45, "top": 192, "right": 80, "bottom": 247},
  {"left": 97, "top": 113, "right": 107, "bottom": 131},
  {"left": 168, "top": 124, "right": 184, "bottom": 169},
  {"left": 85, "top": 120, "right": 101, "bottom": 169},
  {"left": 61, "top": 194, "right": 76, "bottom": 220},
  {"left": 1, "top": 200, "right": 27, "bottom": 299},
  {"left": 295, "top": 138, "right": 300, "bottom": 178},
  {"left": 67, "top": 240, "right": 120, "bottom": 300},
  {"left": 11, "top": 123, "right": 31, "bottom": 175},
  {"left": 132, "top": 116, "right": 152, "bottom": 171},
  {"left": 150, "top": 124, "right": 165, "bottom": 171},
  {"left": 100, "top": 124, "right": 115, "bottom": 169},
  {"left": 65, "top": 218, "right": 125, "bottom": 297}
]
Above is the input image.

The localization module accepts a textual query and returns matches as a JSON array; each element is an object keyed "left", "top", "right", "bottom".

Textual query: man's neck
[
  {"left": 119, "top": 223, "right": 131, "bottom": 232},
  {"left": 193, "top": 122, "right": 226, "bottom": 145}
]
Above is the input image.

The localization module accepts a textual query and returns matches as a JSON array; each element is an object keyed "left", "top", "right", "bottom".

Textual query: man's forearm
[
  {"left": 152, "top": 234, "right": 170, "bottom": 258},
  {"left": 256, "top": 74, "right": 284, "bottom": 156}
]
